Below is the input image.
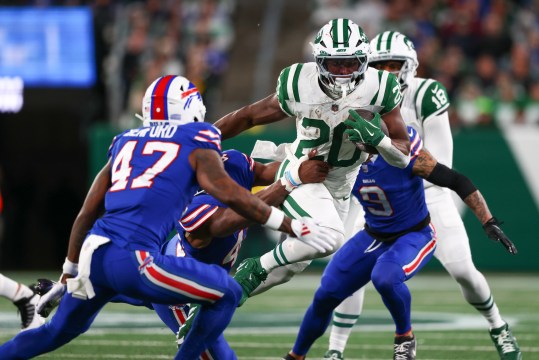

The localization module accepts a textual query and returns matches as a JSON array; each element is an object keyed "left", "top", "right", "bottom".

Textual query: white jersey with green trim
[
  {"left": 276, "top": 62, "right": 401, "bottom": 199},
  {"left": 400, "top": 77, "right": 450, "bottom": 139}
]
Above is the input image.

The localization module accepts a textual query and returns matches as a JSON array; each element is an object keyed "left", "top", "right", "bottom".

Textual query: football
[{"left": 348, "top": 109, "right": 388, "bottom": 154}]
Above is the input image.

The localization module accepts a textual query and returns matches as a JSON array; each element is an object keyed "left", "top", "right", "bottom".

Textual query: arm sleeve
[
  {"left": 422, "top": 111, "right": 453, "bottom": 191},
  {"left": 422, "top": 111, "right": 453, "bottom": 168}
]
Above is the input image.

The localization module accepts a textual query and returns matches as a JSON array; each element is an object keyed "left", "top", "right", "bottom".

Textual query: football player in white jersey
[
  {"left": 214, "top": 18, "right": 411, "bottom": 306},
  {"left": 323, "top": 31, "right": 521, "bottom": 360}
]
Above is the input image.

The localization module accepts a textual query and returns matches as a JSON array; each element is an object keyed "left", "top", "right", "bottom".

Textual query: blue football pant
[
  {"left": 0, "top": 242, "right": 241, "bottom": 360},
  {"left": 293, "top": 225, "right": 436, "bottom": 356}
]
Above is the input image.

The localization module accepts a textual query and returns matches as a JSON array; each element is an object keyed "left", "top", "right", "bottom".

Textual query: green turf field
[{"left": 0, "top": 271, "right": 537, "bottom": 359}]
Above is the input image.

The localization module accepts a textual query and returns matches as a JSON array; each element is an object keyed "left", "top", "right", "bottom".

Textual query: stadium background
[{"left": 0, "top": 0, "right": 538, "bottom": 274}]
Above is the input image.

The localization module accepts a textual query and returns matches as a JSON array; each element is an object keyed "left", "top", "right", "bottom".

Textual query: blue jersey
[
  {"left": 170, "top": 150, "right": 255, "bottom": 271},
  {"left": 91, "top": 122, "right": 222, "bottom": 252},
  {"left": 352, "top": 126, "right": 427, "bottom": 234}
]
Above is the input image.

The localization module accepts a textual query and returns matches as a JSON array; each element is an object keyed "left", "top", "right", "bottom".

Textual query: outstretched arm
[
  {"left": 412, "top": 148, "right": 517, "bottom": 254},
  {"left": 213, "top": 94, "right": 288, "bottom": 139},
  {"left": 188, "top": 151, "right": 329, "bottom": 244},
  {"left": 190, "top": 148, "right": 336, "bottom": 253},
  {"left": 37, "top": 160, "right": 111, "bottom": 316}
]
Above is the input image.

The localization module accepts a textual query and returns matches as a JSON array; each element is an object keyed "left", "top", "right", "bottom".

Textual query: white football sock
[
  {"left": 444, "top": 259, "right": 505, "bottom": 329},
  {"left": 329, "top": 287, "right": 365, "bottom": 352},
  {"left": 0, "top": 274, "right": 33, "bottom": 302},
  {"left": 251, "top": 261, "right": 310, "bottom": 296}
]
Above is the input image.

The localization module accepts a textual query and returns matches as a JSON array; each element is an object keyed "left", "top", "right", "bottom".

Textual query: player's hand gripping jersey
[
  {"left": 353, "top": 127, "right": 427, "bottom": 237},
  {"left": 91, "top": 122, "right": 222, "bottom": 252},
  {"left": 277, "top": 63, "right": 402, "bottom": 198},
  {"left": 169, "top": 150, "right": 256, "bottom": 271}
]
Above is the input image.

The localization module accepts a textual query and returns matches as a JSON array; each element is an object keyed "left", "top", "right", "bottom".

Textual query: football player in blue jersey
[
  {"left": 0, "top": 75, "right": 338, "bottom": 360},
  {"left": 325, "top": 31, "right": 521, "bottom": 360},
  {"left": 153, "top": 148, "right": 328, "bottom": 358},
  {"left": 33, "top": 147, "right": 329, "bottom": 359},
  {"left": 281, "top": 124, "right": 517, "bottom": 360}
]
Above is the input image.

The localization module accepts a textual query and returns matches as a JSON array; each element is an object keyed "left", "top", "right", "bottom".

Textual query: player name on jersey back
[{"left": 123, "top": 124, "right": 178, "bottom": 139}]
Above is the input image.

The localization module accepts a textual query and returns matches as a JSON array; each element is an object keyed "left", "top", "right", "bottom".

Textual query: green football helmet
[
  {"left": 369, "top": 31, "right": 419, "bottom": 89},
  {"left": 311, "top": 18, "right": 371, "bottom": 98}
]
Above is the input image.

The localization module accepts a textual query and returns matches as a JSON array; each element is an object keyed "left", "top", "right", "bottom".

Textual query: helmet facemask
[
  {"left": 311, "top": 18, "right": 371, "bottom": 99},
  {"left": 316, "top": 54, "right": 369, "bottom": 99}
]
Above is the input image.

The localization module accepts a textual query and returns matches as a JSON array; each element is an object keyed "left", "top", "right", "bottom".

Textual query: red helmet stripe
[
  {"left": 151, "top": 75, "right": 176, "bottom": 120},
  {"left": 181, "top": 87, "right": 199, "bottom": 99}
]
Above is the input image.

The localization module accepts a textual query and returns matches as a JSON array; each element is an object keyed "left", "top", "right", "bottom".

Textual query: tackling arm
[
  {"left": 213, "top": 94, "right": 288, "bottom": 139},
  {"left": 188, "top": 153, "right": 330, "bottom": 242},
  {"left": 190, "top": 148, "right": 336, "bottom": 252},
  {"left": 412, "top": 148, "right": 517, "bottom": 254}
]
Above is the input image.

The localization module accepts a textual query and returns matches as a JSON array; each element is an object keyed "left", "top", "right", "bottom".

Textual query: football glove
[
  {"left": 290, "top": 217, "right": 338, "bottom": 253},
  {"left": 483, "top": 217, "right": 518, "bottom": 255},
  {"left": 35, "top": 279, "right": 65, "bottom": 318},
  {"left": 344, "top": 110, "right": 385, "bottom": 146}
]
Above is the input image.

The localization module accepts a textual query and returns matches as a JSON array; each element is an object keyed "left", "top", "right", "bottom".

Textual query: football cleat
[
  {"left": 233, "top": 257, "right": 267, "bottom": 307},
  {"left": 281, "top": 354, "right": 296, "bottom": 360},
  {"left": 489, "top": 323, "right": 522, "bottom": 360},
  {"left": 34, "top": 278, "right": 60, "bottom": 318},
  {"left": 323, "top": 349, "right": 344, "bottom": 359},
  {"left": 393, "top": 334, "right": 416, "bottom": 360},
  {"left": 13, "top": 287, "right": 43, "bottom": 331}
]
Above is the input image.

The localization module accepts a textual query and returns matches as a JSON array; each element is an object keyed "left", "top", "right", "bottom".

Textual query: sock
[
  {"left": 0, "top": 274, "right": 33, "bottom": 301},
  {"left": 251, "top": 261, "right": 310, "bottom": 296},
  {"left": 444, "top": 260, "right": 505, "bottom": 329},
  {"left": 260, "top": 236, "right": 322, "bottom": 272},
  {"left": 328, "top": 287, "right": 365, "bottom": 352}
]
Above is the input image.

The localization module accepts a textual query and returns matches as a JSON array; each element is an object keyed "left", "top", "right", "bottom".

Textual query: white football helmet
[
  {"left": 369, "top": 31, "right": 418, "bottom": 89},
  {"left": 311, "top": 18, "right": 371, "bottom": 98},
  {"left": 141, "top": 75, "right": 206, "bottom": 127}
]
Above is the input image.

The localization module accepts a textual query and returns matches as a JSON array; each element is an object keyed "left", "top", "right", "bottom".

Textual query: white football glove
[
  {"left": 36, "top": 281, "right": 66, "bottom": 318},
  {"left": 290, "top": 217, "right": 337, "bottom": 253}
]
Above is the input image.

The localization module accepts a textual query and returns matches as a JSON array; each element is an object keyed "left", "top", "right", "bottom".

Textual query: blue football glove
[{"left": 344, "top": 110, "right": 385, "bottom": 146}]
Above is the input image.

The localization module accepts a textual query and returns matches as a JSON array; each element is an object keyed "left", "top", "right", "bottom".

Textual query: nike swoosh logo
[{"left": 366, "top": 128, "right": 375, "bottom": 136}]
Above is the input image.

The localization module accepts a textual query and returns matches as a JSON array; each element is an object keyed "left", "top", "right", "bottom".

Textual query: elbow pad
[{"left": 426, "top": 163, "right": 477, "bottom": 200}]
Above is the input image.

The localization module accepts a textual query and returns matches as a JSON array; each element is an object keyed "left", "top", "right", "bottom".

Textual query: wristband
[
  {"left": 62, "top": 258, "right": 78, "bottom": 277},
  {"left": 280, "top": 177, "right": 295, "bottom": 192},
  {"left": 263, "top": 206, "right": 285, "bottom": 231}
]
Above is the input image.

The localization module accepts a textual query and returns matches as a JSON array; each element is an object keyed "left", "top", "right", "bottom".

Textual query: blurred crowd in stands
[
  {"left": 310, "top": 0, "right": 539, "bottom": 129},
  {"left": 20, "top": 0, "right": 538, "bottom": 129}
]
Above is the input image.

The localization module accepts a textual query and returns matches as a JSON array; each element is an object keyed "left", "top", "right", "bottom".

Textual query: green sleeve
[
  {"left": 370, "top": 71, "right": 402, "bottom": 115},
  {"left": 276, "top": 63, "right": 304, "bottom": 117},
  {"left": 418, "top": 80, "right": 450, "bottom": 121}
]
